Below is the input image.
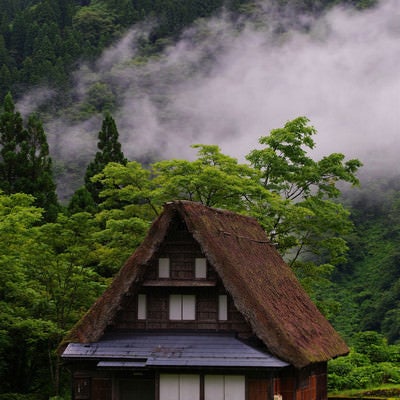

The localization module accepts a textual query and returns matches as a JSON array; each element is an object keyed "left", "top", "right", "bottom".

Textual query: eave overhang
[{"left": 62, "top": 333, "right": 289, "bottom": 370}]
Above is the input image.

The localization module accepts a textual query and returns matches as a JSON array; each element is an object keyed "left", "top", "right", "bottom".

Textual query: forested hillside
[
  {"left": 0, "top": 0, "right": 375, "bottom": 100},
  {"left": 1, "top": 0, "right": 398, "bottom": 398},
  {"left": 330, "top": 176, "right": 400, "bottom": 343}
]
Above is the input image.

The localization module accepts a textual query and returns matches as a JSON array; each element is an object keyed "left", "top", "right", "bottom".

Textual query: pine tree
[
  {"left": 0, "top": 92, "right": 27, "bottom": 194},
  {"left": 24, "top": 113, "right": 59, "bottom": 221},
  {"left": 84, "top": 113, "right": 127, "bottom": 205},
  {"left": 0, "top": 93, "right": 59, "bottom": 221}
]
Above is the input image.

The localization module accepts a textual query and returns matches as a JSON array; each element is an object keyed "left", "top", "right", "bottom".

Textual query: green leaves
[
  {"left": 0, "top": 94, "right": 59, "bottom": 221},
  {"left": 0, "top": 193, "right": 106, "bottom": 394},
  {"left": 242, "top": 117, "right": 362, "bottom": 299},
  {"left": 153, "top": 144, "right": 263, "bottom": 211},
  {"left": 83, "top": 113, "right": 127, "bottom": 207},
  {"left": 89, "top": 118, "right": 361, "bottom": 302},
  {"left": 247, "top": 116, "right": 362, "bottom": 200},
  {"left": 328, "top": 332, "right": 400, "bottom": 391}
]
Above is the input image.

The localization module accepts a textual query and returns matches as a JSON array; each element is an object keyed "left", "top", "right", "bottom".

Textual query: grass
[{"left": 329, "top": 384, "right": 400, "bottom": 399}]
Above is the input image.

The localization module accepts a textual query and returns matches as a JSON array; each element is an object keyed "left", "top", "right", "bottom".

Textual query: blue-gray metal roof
[{"left": 62, "top": 333, "right": 289, "bottom": 369}]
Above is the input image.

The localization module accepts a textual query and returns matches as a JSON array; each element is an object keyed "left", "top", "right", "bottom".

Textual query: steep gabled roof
[{"left": 61, "top": 200, "right": 349, "bottom": 369}]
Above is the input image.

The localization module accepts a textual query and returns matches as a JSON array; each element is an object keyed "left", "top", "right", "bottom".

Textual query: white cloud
[{"left": 42, "top": 0, "right": 400, "bottom": 195}]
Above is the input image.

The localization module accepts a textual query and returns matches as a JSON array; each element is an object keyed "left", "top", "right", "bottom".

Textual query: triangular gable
[{"left": 61, "top": 201, "right": 349, "bottom": 368}]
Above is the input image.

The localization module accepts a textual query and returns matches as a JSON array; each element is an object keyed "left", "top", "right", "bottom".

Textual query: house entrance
[{"left": 119, "top": 378, "right": 155, "bottom": 400}]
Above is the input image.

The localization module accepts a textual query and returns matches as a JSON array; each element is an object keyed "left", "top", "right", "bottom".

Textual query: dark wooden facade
[
  {"left": 69, "top": 367, "right": 327, "bottom": 400},
  {"left": 108, "top": 226, "right": 252, "bottom": 336},
  {"left": 61, "top": 201, "right": 347, "bottom": 400}
]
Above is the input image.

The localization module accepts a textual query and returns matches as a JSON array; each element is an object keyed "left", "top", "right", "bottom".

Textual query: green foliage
[
  {"left": 72, "top": 3, "right": 118, "bottom": 55},
  {"left": 0, "top": 2, "right": 382, "bottom": 397},
  {"left": 0, "top": 93, "right": 59, "bottom": 221},
  {"left": 0, "top": 193, "right": 105, "bottom": 395},
  {"left": 82, "top": 113, "right": 127, "bottom": 208},
  {"left": 0, "top": 0, "right": 375, "bottom": 99},
  {"left": 92, "top": 208, "right": 150, "bottom": 275},
  {"left": 0, "top": 92, "right": 26, "bottom": 194},
  {"left": 329, "top": 332, "right": 400, "bottom": 392},
  {"left": 246, "top": 117, "right": 361, "bottom": 298},
  {"left": 152, "top": 144, "right": 268, "bottom": 212},
  {"left": 93, "top": 161, "right": 160, "bottom": 215},
  {"left": 330, "top": 177, "right": 400, "bottom": 344},
  {"left": 93, "top": 117, "right": 361, "bottom": 304}
]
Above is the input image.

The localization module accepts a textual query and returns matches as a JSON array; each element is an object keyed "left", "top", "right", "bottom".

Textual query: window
[
  {"left": 195, "top": 258, "right": 207, "bottom": 278},
  {"left": 218, "top": 295, "right": 228, "bottom": 321},
  {"left": 137, "top": 294, "right": 147, "bottom": 320},
  {"left": 204, "top": 375, "right": 245, "bottom": 400},
  {"left": 160, "top": 374, "right": 200, "bottom": 400},
  {"left": 158, "top": 258, "right": 170, "bottom": 278},
  {"left": 169, "top": 294, "right": 196, "bottom": 320}
]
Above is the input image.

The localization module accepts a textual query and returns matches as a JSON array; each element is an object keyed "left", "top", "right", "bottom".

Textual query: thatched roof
[{"left": 61, "top": 200, "right": 349, "bottom": 369}]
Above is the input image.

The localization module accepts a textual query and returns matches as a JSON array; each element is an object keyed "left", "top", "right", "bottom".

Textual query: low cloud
[{"left": 41, "top": 0, "right": 400, "bottom": 196}]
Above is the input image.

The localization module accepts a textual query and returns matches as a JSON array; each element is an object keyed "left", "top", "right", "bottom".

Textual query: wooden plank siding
[
  {"left": 107, "top": 229, "right": 253, "bottom": 336},
  {"left": 74, "top": 373, "right": 277, "bottom": 400},
  {"left": 274, "top": 365, "right": 327, "bottom": 400},
  {"left": 109, "top": 286, "right": 253, "bottom": 335},
  {"left": 248, "top": 377, "right": 273, "bottom": 400}
]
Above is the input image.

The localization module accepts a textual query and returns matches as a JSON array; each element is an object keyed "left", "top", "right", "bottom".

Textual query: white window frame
[
  {"left": 137, "top": 294, "right": 147, "bottom": 320},
  {"left": 195, "top": 258, "right": 207, "bottom": 279},
  {"left": 218, "top": 294, "right": 228, "bottom": 321},
  {"left": 204, "top": 375, "right": 245, "bottom": 400},
  {"left": 160, "top": 374, "right": 200, "bottom": 400},
  {"left": 169, "top": 294, "right": 196, "bottom": 320},
  {"left": 158, "top": 258, "right": 170, "bottom": 278}
]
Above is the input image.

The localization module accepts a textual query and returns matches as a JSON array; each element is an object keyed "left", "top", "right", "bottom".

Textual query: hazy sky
[{"left": 21, "top": 0, "right": 400, "bottom": 191}]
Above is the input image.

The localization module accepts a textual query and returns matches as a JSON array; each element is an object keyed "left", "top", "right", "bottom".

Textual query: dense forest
[{"left": 1, "top": 0, "right": 398, "bottom": 398}]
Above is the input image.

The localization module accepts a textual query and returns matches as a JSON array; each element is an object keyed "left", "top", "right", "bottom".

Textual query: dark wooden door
[
  {"left": 92, "top": 378, "right": 112, "bottom": 400},
  {"left": 119, "top": 378, "right": 155, "bottom": 400},
  {"left": 248, "top": 378, "right": 272, "bottom": 400}
]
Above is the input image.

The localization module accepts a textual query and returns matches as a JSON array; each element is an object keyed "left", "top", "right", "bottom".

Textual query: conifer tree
[
  {"left": 0, "top": 92, "right": 27, "bottom": 194},
  {"left": 84, "top": 113, "right": 127, "bottom": 205},
  {"left": 24, "top": 113, "right": 59, "bottom": 221},
  {"left": 0, "top": 93, "right": 59, "bottom": 221}
]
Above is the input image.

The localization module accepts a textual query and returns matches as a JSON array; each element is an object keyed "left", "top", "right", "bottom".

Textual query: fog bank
[{"left": 38, "top": 0, "right": 400, "bottom": 196}]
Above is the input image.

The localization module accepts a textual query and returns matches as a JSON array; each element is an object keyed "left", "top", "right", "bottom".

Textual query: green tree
[
  {"left": 72, "top": 4, "right": 117, "bottom": 55},
  {"left": 0, "top": 192, "right": 56, "bottom": 395},
  {"left": 23, "top": 113, "right": 59, "bottom": 221},
  {"left": 246, "top": 117, "right": 362, "bottom": 297},
  {"left": 152, "top": 144, "right": 271, "bottom": 212},
  {"left": 90, "top": 161, "right": 158, "bottom": 274},
  {"left": 0, "top": 92, "right": 27, "bottom": 194},
  {"left": 82, "top": 113, "right": 127, "bottom": 208},
  {"left": 0, "top": 192, "right": 105, "bottom": 396},
  {"left": 0, "top": 94, "right": 59, "bottom": 221},
  {"left": 93, "top": 117, "right": 361, "bottom": 299},
  {"left": 68, "top": 186, "right": 97, "bottom": 215}
]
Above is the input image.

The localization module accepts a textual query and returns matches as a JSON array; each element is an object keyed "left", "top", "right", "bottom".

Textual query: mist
[{"left": 37, "top": 0, "right": 400, "bottom": 196}]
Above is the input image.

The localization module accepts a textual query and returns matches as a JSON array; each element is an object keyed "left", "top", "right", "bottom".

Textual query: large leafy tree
[
  {"left": 246, "top": 117, "right": 362, "bottom": 297},
  {"left": 0, "top": 192, "right": 105, "bottom": 396},
  {"left": 152, "top": 144, "right": 275, "bottom": 212},
  {"left": 90, "top": 161, "right": 158, "bottom": 275},
  {"left": 93, "top": 117, "right": 361, "bottom": 303},
  {"left": 0, "top": 192, "right": 55, "bottom": 395}
]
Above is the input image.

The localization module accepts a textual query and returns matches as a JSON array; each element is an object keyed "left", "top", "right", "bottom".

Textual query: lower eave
[{"left": 62, "top": 332, "right": 290, "bottom": 370}]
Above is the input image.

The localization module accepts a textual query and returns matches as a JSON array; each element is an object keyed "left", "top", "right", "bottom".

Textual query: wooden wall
[
  {"left": 274, "top": 364, "right": 327, "bottom": 400},
  {"left": 108, "top": 219, "right": 253, "bottom": 337}
]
